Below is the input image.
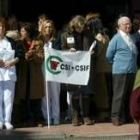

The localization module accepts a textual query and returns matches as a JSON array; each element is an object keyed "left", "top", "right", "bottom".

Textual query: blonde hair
[
  {"left": 69, "top": 15, "right": 85, "bottom": 32},
  {"left": 38, "top": 14, "right": 47, "bottom": 21},
  {"left": 39, "top": 19, "right": 56, "bottom": 41}
]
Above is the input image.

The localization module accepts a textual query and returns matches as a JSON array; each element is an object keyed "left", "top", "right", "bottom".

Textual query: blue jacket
[{"left": 106, "top": 32, "right": 138, "bottom": 74}]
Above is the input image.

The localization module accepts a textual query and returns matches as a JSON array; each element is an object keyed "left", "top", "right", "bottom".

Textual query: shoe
[
  {"left": 37, "top": 122, "right": 44, "bottom": 127},
  {"left": 72, "top": 115, "right": 80, "bottom": 126},
  {"left": 53, "top": 119, "right": 60, "bottom": 125},
  {"left": 64, "top": 117, "right": 72, "bottom": 123},
  {"left": 84, "top": 117, "right": 93, "bottom": 125},
  {"left": 72, "top": 119, "right": 80, "bottom": 126},
  {"left": 112, "top": 120, "right": 123, "bottom": 126},
  {"left": 0, "top": 122, "right": 3, "bottom": 130},
  {"left": 5, "top": 123, "right": 13, "bottom": 130},
  {"left": 45, "top": 119, "right": 52, "bottom": 125}
]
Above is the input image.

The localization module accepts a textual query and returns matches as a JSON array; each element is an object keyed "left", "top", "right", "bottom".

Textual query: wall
[{"left": 0, "top": 0, "right": 9, "bottom": 17}]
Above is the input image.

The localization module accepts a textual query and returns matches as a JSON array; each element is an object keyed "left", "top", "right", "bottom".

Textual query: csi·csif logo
[{"left": 46, "top": 55, "right": 63, "bottom": 74}]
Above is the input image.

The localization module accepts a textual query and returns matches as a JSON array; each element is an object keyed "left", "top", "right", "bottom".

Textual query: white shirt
[
  {"left": 119, "top": 30, "right": 134, "bottom": 51},
  {"left": 0, "top": 37, "right": 16, "bottom": 81}
]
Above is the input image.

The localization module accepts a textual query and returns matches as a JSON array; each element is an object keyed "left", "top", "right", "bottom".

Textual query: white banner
[{"left": 44, "top": 47, "right": 91, "bottom": 85}]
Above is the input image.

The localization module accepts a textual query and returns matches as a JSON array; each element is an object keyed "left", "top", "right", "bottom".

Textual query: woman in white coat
[{"left": 0, "top": 17, "right": 24, "bottom": 130}]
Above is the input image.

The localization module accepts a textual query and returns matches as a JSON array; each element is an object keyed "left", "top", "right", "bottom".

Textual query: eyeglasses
[{"left": 122, "top": 23, "right": 132, "bottom": 26}]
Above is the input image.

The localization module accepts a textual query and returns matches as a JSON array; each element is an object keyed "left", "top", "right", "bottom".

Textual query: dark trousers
[
  {"left": 112, "top": 73, "right": 135, "bottom": 123},
  {"left": 71, "top": 94, "right": 91, "bottom": 120},
  {"left": 105, "top": 72, "right": 113, "bottom": 118},
  {"left": 20, "top": 99, "right": 44, "bottom": 125}
]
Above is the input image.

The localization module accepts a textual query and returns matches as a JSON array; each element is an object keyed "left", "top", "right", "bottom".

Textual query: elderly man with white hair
[{"left": 106, "top": 15, "right": 140, "bottom": 126}]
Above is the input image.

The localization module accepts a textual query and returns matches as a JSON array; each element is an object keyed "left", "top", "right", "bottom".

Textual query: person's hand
[
  {"left": 4, "top": 60, "right": 14, "bottom": 68},
  {"left": 90, "top": 50, "right": 94, "bottom": 55},
  {"left": 69, "top": 48, "right": 76, "bottom": 52},
  {"left": 25, "top": 49, "right": 35, "bottom": 59},
  {"left": 0, "top": 59, "right": 5, "bottom": 67},
  {"left": 4, "top": 58, "right": 19, "bottom": 68}
]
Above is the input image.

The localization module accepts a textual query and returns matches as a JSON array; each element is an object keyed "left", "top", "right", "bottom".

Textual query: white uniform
[
  {"left": 42, "top": 81, "right": 60, "bottom": 122},
  {"left": 0, "top": 38, "right": 16, "bottom": 125}
]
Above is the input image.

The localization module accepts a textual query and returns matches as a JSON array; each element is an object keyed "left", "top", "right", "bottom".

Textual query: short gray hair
[{"left": 117, "top": 16, "right": 130, "bottom": 26}]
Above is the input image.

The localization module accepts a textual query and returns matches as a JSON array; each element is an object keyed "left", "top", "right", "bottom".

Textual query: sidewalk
[{"left": 0, "top": 122, "right": 138, "bottom": 140}]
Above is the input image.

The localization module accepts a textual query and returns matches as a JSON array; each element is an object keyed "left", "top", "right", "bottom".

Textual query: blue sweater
[{"left": 106, "top": 33, "right": 138, "bottom": 74}]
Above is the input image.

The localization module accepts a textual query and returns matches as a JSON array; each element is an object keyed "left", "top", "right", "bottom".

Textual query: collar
[{"left": 119, "top": 30, "right": 129, "bottom": 37}]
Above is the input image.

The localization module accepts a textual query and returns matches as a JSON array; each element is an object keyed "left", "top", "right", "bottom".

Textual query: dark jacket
[
  {"left": 7, "top": 37, "right": 25, "bottom": 62},
  {"left": 61, "top": 30, "right": 98, "bottom": 94}
]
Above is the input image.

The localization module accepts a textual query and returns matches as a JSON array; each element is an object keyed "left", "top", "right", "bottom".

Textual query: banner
[{"left": 44, "top": 47, "right": 91, "bottom": 85}]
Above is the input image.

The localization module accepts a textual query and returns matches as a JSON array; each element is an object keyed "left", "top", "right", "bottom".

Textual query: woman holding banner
[
  {"left": 40, "top": 19, "right": 61, "bottom": 125},
  {"left": 61, "top": 15, "right": 98, "bottom": 126}
]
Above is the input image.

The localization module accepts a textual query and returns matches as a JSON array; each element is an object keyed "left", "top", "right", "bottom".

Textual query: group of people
[{"left": 0, "top": 13, "right": 140, "bottom": 140}]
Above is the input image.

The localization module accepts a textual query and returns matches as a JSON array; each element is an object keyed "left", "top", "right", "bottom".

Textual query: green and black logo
[{"left": 46, "top": 55, "right": 63, "bottom": 75}]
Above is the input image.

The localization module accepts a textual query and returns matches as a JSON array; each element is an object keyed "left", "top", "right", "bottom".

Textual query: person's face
[
  {"left": 0, "top": 23, "right": 6, "bottom": 37},
  {"left": 44, "top": 22, "right": 53, "bottom": 36},
  {"left": 20, "top": 27, "right": 29, "bottom": 40},
  {"left": 75, "top": 24, "right": 84, "bottom": 33},
  {"left": 119, "top": 18, "right": 132, "bottom": 34}
]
